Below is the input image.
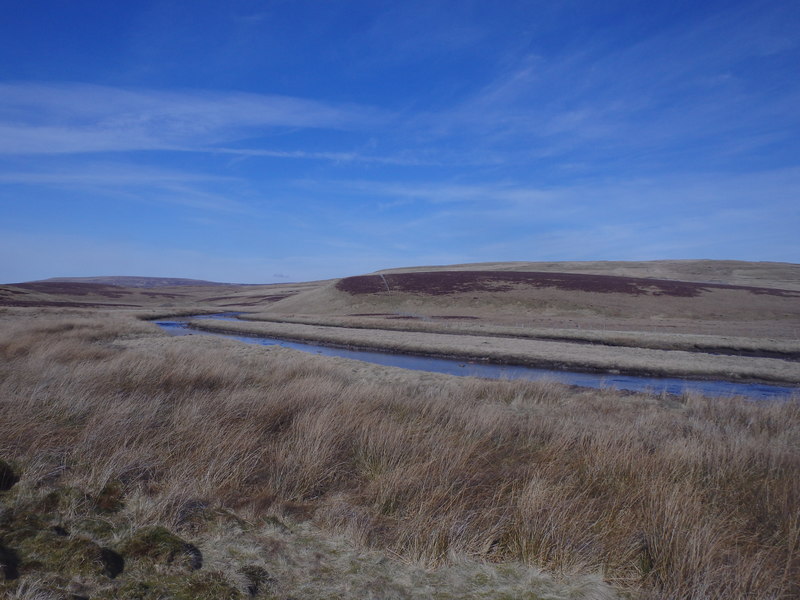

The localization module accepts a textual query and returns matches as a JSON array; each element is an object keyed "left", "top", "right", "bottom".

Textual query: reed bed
[{"left": 1, "top": 310, "right": 798, "bottom": 599}]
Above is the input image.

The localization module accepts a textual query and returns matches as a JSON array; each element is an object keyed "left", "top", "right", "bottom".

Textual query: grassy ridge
[{"left": 1, "top": 309, "right": 798, "bottom": 598}]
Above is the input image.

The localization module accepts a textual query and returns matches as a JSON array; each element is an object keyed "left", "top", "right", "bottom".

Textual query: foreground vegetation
[{"left": 1, "top": 308, "right": 798, "bottom": 598}]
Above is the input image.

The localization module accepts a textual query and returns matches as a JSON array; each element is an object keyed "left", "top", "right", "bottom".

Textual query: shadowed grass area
[{"left": 1, "top": 308, "right": 798, "bottom": 599}]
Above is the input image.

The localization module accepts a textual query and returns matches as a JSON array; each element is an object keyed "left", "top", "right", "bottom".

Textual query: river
[{"left": 154, "top": 314, "right": 798, "bottom": 400}]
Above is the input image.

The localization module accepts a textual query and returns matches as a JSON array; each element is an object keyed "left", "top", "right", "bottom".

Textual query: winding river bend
[{"left": 154, "top": 314, "right": 798, "bottom": 401}]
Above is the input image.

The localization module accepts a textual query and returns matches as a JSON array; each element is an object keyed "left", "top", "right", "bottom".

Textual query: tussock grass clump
[{"left": 1, "top": 310, "right": 798, "bottom": 599}]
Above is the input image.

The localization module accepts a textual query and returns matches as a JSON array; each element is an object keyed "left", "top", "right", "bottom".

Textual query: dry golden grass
[{"left": 1, "top": 309, "right": 799, "bottom": 599}]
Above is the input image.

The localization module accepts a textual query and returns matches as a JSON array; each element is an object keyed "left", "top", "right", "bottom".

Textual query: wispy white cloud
[
  {"left": 313, "top": 179, "right": 559, "bottom": 206},
  {"left": 199, "top": 146, "right": 431, "bottom": 166},
  {"left": 0, "top": 164, "right": 231, "bottom": 186},
  {"left": 0, "top": 82, "right": 385, "bottom": 155},
  {"left": 351, "top": 166, "right": 800, "bottom": 214},
  {"left": 398, "top": 4, "right": 800, "bottom": 171},
  {"left": 300, "top": 167, "right": 800, "bottom": 264},
  {"left": 0, "top": 163, "right": 249, "bottom": 213}
]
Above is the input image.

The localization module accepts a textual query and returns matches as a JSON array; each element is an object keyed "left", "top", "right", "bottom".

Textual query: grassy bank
[
  {"left": 190, "top": 317, "right": 800, "bottom": 384},
  {"left": 240, "top": 311, "right": 800, "bottom": 359},
  {"left": 1, "top": 309, "right": 798, "bottom": 598}
]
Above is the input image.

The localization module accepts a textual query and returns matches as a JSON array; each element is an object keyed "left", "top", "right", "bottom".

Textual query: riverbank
[
  {"left": 239, "top": 312, "right": 800, "bottom": 359},
  {"left": 188, "top": 317, "right": 800, "bottom": 385}
]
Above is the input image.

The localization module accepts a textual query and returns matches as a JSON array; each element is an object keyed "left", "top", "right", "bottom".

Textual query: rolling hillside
[{"left": 260, "top": 261, "right": 800, "bottom": 339}]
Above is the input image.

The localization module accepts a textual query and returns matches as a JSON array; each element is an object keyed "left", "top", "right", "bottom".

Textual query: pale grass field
[{"left": 1, "top": 308, "right": 799, "bottom": 598}]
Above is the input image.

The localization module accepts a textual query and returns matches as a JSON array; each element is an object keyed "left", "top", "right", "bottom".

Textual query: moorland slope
[
  {"left": 375, "top": 259, "right": 800, "bottom": 290},
  {"left": 256, "top": 261, "right": 800, "bottom": 340}
]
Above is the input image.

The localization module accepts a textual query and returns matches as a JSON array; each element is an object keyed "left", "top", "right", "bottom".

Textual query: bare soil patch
[{"left": 0, "top": 279, "right": 327, "bottom": 311}]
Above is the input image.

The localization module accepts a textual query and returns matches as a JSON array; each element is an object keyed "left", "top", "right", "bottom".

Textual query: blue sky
[{"left": 1, "top": 0, "right": 798, "bottom": 283}]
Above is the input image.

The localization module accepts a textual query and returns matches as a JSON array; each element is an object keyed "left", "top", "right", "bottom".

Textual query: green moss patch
[
  {"left": 16, "top": 530, "right": 124, "bottom": 578},
  {"left": 109, "top": 571, "right": 243, "bottom": 600}
]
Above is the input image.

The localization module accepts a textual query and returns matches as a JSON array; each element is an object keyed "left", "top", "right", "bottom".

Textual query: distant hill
[
  {"left": 36, "top": 276, "right": 235, "bottom": 288},
  {"left": 262, "top": 259, "right": 800, "bottom": 339}
]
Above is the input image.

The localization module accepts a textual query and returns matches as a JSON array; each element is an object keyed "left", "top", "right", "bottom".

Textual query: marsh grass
[{"left": 1, "top": 310, "right": 798, "bottom": 598}]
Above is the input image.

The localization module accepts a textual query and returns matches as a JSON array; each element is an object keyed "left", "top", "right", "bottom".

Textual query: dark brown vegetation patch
[
  {"left": 0, "top": 298, "right": 141, "bottom": 308},
  {"left": 12, "top": 282, "right": 131, "bottom": 298},
  {"left": 336, "top": 271, "right": 800, "bottom": 298},
  {"left": 204, "top": 294, "right": 293, "bottom": 303},
  {"left": 431, "top": 315, "right": 480, "bottom": 320}
]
